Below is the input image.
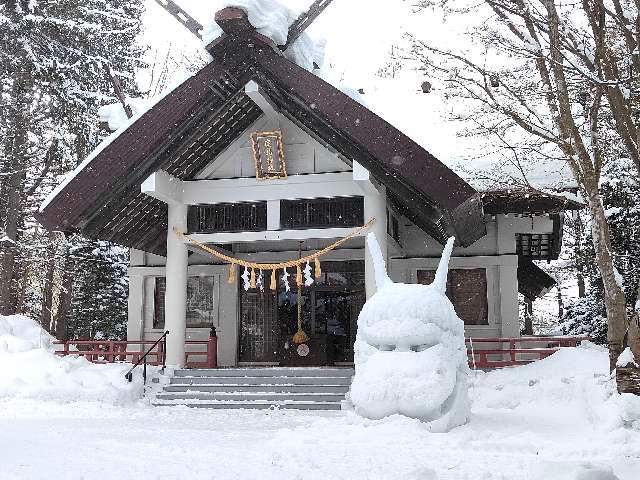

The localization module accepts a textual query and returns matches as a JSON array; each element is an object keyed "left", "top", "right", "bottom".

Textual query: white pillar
[
  {"left": 499, "top": 259, "right": 520, "bottom": 337},
  {"left": 126, "top": 274, "right": 144, "bottom": 342},
  {"left": 364, "top": 186, "right": 387, "bottom": 299},
  {"left": 164, "top": 203, "right": 188, "bottom": 367}
]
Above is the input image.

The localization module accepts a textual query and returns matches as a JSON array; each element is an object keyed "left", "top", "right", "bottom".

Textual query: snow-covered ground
[{"left": 1, "top": 314, "right": 639, "bottom": 479}]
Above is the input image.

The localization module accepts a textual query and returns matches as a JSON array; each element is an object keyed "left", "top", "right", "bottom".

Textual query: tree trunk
[
  {"left": 557, "top": 285, "right": 564, "bottom": 318},
  {"left": 523, "top": 298, "right": 534, "bottom": 335},
  {"left": 53, "top": 240, "right": 73, "bottom": 341},
  {"left": 577, "top": 273, "right": 586, "bottom": 298},
  {"left": 573, "top": 211, "right": 586, "bottom": 298},
  {"left": 587, "top": 193, "right": 629, "bottom": 374},
  {"left": 14, "top": 263, "right": 30, "bottom": 313},
  {"left": 39, "top": 233, "right": 57, "bottom": 334},
  {"left": 0, "top": 77, "right": 30, "bottom": 315}
]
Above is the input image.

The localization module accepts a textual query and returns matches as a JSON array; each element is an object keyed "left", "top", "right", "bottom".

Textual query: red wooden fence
[
  {"left": 53, "top": 335, "right": 589, "bottom": 370},
  {"left": 465, "top": 336, "right": 590, "bottom": 369},
  {"left": 53, "top": 337, "right": 217, "bottom": 369}
]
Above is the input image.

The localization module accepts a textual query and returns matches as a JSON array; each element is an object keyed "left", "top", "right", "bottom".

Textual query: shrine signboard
[{"left": 251, "top": 130, "right": 287, "bottom": 180}]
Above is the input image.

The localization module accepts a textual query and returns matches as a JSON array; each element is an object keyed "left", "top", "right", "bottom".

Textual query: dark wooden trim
[
  {"left": 517, "top": 258, "right": 556, "bottom": 300},
  {"left": 482, "top": 190, "right": 583, "bottom": 215}
]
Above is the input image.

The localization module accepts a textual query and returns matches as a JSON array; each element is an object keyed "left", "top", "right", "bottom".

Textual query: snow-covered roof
[
  {"left": 201, "top": 0, "right": 320, "bottom": 71},
  {"left": 37, "top": 6, "right": 488, "bottom": 253}
]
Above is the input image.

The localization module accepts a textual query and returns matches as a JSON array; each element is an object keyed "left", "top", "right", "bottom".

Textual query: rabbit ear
[
  {"left": 366, "top": 232, "right": 392, "bottom": 289},
  {"left": 433, "top": 236, "right": 455, "bottom": 294}
]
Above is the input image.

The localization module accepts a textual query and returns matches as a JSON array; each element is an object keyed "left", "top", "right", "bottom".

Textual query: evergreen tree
[
  {"left": 64, "top": 238, "right": 128, "bottom": 340},
  {"left": 0, "top": 0, "right": 144, "bottom": 335},
  {"left": 561, "top": 159, "right": 640, "bottom": 343}
]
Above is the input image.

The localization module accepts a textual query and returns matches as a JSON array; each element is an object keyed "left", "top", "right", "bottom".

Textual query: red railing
[
  {"left": 465, "top": 336, "right": 590, "bottom": 369},
  {"left": 54, "top": 336, "right": 217, "bottom": 369},
  {"left": 54, "top": 335, "right": 588, "bottom": 370}
]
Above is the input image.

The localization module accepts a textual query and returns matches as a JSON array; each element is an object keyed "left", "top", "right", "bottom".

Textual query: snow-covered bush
[
  {"left": 559, "top": 294, "right": 607, "bottom": 344},
  {"left": 349, "top": 234, "right": 469, "bottom": 431},
  {"left": 0, "top": 315, "right": 145, "bottom": 404}
]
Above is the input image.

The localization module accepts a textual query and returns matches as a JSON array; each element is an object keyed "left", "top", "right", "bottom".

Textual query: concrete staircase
[{"left": 151, "top": 367, "right": 354, "bottom": 410}]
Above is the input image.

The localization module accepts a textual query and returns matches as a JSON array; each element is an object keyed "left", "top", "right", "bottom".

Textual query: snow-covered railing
[
  {"left": 53, "top": 334, "right": 218, "bottom": 369},
  {"left": 466, "top": 336, "right": 591, "bottom": 369}
]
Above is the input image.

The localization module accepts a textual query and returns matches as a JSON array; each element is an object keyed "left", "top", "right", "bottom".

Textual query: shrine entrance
[{"left": 238, "top": 261, "right": 365, "bottom": 366}]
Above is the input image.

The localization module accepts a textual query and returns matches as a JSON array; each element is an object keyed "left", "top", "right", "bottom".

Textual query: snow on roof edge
[{"left": 39, "top": 72, "right": 195, "bottom": 214}]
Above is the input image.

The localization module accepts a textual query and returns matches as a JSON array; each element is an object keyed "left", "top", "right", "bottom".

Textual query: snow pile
[
  {"left": 616, "top": 347, "right": 638, "bottom": 368},
  {"left": 473, "top": 341, "right": 640, "bottom": 431},
  {"left": 97, "top": 98, "right": 150, "bottom": 132},
  {"left": 349, "top": 233, "right": 470, "bottom": 431},
  {"left": 0, "top": 314, "right": 145, "bottom": 404},
  {"left": 201, "top": 0, "right": 322, "bottom": 71}
]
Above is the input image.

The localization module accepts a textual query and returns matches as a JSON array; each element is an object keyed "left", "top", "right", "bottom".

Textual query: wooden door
[{"left": 238, "top": 290, "right": 279, "bottom": 363}]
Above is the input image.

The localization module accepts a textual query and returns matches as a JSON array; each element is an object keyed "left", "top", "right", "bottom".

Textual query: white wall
[
  {"left": 196, "top": 115, "right": 351, "bottom": 179},
  {"left": 128, "top": 264, "right": 239, "bottom": 367}
]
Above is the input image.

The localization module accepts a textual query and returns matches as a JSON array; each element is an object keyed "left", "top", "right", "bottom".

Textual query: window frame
[{"left": 152, "top": 275, "right": 219, "bottom": 330}]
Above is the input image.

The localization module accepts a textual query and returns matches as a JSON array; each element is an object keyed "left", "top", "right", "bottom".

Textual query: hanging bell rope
[
  {"left": 292, "top": 242, "right": 309, "bottom": 344},
  {"left": 174, "top": 218, "right": 375, "bottom": 272},
  {"left": 292, "top": 290, "right": 309, "bottom": 344}
]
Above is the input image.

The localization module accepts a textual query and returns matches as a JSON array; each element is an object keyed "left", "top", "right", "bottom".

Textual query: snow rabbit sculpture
[{"left": 349, "top": 233, "right": 470, "bottom": 431}]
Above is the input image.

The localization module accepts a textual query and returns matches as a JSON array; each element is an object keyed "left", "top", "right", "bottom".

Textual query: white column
[
  {"left": 499, "top": 260, "right": 520, "bottom": 337},
  {"left": 364, "top": 186, "right": 387, "bottom": 299},
  {"left": 267, "top": 200, "right": 280, "bottom": 231},
  {"left": 126, "top": 274, "right": 144, "bottom": 342},
  {"left": 164, "top": 203, "right": 188, "bottom": 367}
]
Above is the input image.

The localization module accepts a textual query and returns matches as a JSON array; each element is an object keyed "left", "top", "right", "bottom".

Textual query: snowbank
[
  {"left": 617, "top": 347, "right": 638, "bottom": 368},
  {"left": 0, "top": 315, "right": 145, "bottom": 405},
  {"left": 349, "top": 234, "right": 469, "bottom": 430},
  {"left": 472, "top": 341, "right": 640, "bottom": 431}
]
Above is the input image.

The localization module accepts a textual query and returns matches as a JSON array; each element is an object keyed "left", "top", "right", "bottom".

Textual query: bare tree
[{"left": 409, "top": 0, "right": 639, "bottom": 391}]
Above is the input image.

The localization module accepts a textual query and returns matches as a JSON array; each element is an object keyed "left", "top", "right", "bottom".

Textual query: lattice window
[
  {"left": 280, "top": 197, "right": 364, "bottom": 230},
  {"left": 188, "top": 202, "right": 267, "bottom": 233},
  {"left": 238, "top": 290, "right": 280, "bottom": 363},
  {"left": 516, "top": 233, "right": 552, "bottom": 260},
  {"left": 154, "top": 277, "right": 216, "bottom": 329}
]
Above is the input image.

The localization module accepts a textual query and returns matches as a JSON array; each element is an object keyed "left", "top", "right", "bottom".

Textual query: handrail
[{"left": 124, "top": 330, "right": 169, "bottom": 384}]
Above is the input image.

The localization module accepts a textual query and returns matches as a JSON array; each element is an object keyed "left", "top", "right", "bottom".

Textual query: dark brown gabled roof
[
  {"left": 37, "top": 7, "right": 486, "bottom": 254},
  {"left": 482, "top": 189, "right": 584, "bottom": 215}
]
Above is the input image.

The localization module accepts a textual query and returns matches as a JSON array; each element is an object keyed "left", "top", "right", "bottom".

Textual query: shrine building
[{"left": 37, "top": 7, "right": 581, "bottom": 368}]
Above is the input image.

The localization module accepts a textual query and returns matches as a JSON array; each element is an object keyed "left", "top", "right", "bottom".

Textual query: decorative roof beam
[
  {"left": 284, "top": 0, "right": 334, "bottom": 49},
  {"left": 141, "top": 170, "right": 183, "bottom": 205},
  {"left": 154, "top": 0, "right": 203, "bottom": 39},
  {"left": 245, "top": 81, "right": 280, "bottom": 122}
]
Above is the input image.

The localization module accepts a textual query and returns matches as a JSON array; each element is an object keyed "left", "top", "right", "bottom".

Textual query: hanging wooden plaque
[{"left": 251, "top": 130, "right": 287, "bottom": 180}]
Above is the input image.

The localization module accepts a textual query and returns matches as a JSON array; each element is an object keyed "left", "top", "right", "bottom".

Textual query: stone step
[
  {"left": 151, "top": 400, "right": 342, "bottom": 410},
  {"left": 173, "top": 368, "right": 354, "bottom": 378},
  {"left": 164, "top": 384, "right": 350, "bottom": 394},
  {"left": 171, "top": 375, "right": 353, "bottom": 386},
  {"left": 156, "top": 392, "right": 345, "bottom": 402}
]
